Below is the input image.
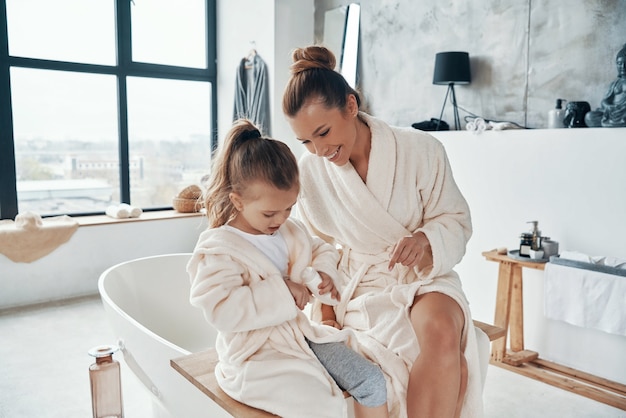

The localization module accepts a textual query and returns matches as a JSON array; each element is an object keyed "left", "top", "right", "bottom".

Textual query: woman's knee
[{"left": 410, "top": 293, "right": 464, "bottom": 351}]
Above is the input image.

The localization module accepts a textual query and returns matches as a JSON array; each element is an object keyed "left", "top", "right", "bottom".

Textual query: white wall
[{"left": 432, "top": 127, "right": 626, "bottom": 385}]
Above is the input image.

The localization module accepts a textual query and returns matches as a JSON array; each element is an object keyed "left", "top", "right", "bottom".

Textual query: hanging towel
[
  {"left": 233, "top": 53, "right": 271, "bottom": 136},
  {"left": 544, "top": 261, "right": 626, "bottom": 336},
  {"left": 0, "top": 212, "right": 79, "bottom": 263}
]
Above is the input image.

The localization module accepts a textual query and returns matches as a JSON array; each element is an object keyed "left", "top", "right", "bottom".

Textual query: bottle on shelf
[{"left": 548, "top": 98, "right": 566, "bottom": 128}]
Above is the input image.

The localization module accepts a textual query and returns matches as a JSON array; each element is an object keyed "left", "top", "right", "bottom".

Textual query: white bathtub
[
  {"left": 98, "top": 253, "right": 230, "bottom": 418},
  {"left": 99, "top": 253, "right": 490, "bottom": 418}
]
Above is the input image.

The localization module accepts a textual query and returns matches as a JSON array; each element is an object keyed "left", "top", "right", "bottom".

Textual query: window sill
[{"left": 76, "top": 209, "right": 204, "bottom": 227}]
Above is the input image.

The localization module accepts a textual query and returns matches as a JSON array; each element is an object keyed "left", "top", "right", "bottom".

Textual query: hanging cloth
[{"left": 233, "top": 52, "right": 271, "bottom": 136}]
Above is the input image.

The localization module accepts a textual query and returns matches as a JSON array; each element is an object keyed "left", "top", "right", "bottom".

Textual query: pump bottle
[{"left": 548, "top": 99, "right": 566, "bottom": 128}]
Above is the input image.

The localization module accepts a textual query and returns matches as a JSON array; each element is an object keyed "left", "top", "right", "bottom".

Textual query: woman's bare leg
[
  {"left": 453, "top": 352, "right": 468, "bottom": 418},
  {"left": 406, "top": 292, "right": 467, "bottom": 418}
]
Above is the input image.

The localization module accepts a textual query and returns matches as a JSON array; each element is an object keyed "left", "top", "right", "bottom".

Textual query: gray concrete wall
[{"left": 316, "top": 0, "right": 626, "bottom": 129}]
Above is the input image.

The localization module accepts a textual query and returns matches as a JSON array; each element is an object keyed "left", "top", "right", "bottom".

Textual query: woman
[{"left": 282, "top": 45, "right": 483, "bottom": 418}]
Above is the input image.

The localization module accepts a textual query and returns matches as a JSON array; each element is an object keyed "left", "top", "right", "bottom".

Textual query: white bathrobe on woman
[
  {"left": 297, "top": 113, "right": 483, "bottom": 418},
  {"left": 187, "top": 218, "right": 356, "bottom": 418}
]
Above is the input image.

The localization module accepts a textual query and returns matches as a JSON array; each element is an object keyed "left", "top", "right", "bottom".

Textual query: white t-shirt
[{"left": 222, "top": 224, "right": 289, "bottom": 276}]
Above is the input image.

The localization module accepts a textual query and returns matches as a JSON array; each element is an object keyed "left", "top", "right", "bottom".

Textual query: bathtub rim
[{"left": 98, "top": 252, "right": 195, "bottom": 356}]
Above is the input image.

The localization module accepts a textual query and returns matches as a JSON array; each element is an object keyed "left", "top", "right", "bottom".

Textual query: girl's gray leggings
[{"left": 307, "top": 339, "right": 387, "bottom": 408}]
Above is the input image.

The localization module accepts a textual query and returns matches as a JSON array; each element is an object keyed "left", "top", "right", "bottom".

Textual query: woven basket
[
  {"left": 172, "top": 197, "right": 202, "bottom": 213},
  {"left": 178, "top": 185, "right": 202, "bottom": 200}
]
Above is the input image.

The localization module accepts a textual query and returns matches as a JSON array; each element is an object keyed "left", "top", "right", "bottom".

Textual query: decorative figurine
[
  {"left": 585, "top": 43, "right": 626, "bottom": 127},
  {"left": 563, "top": 101, "right": 591, "bottom": 128}
]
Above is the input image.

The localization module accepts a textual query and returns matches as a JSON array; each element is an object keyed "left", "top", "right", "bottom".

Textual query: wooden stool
[
  {"left": 481, "top": 249, "right": 626, "bottom": 410},
  {"left": 482, "top": 249, "right": 546, "bottom": 365}
]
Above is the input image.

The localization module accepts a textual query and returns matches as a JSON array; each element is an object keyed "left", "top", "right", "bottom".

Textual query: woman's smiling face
[{"left": 287, "top": 95, "right": 359, "bottom": 166}]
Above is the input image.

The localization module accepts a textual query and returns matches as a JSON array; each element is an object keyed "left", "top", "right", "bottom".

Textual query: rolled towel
[
  {"left": 558, "top": 250, "right": 591, "bottom": 263},
  {"left": 106, "top": 205, "right": 130, "bottom": 219},
  {"left": 119, "top": 203, "right": 142, "bottom": 218},
  {"left": 604, "top": 256, "right": 626, "bottom": 269}
]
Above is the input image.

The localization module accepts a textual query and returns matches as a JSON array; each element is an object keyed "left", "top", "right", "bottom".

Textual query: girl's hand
[
  {"left": 320, "top": 319, "right": 342, "bottom": 329},
  {"left": 320, "top": 304, "right": 341, "bottom": 329},
  {"left": 317, "top": 272, "right": 341, "bottom": 303},
  {"left": 283, "top": 277, "right": 311, "bottom": 310},
  {"left": 388, "top": 231, "right": 433, "bottom": 271}
]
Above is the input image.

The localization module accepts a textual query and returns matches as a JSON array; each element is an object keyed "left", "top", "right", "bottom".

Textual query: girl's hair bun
[{"left": 290, "top": 46, "right": 336, "bottom": 75}]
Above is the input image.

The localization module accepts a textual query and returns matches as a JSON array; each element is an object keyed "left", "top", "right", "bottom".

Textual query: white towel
[
  {"left": 105, "top": 203, "right": 142, "bottom": 219},
  {"left": 544, "top": 262, "right": 626, "bottom": 336},
  {"left": 0, "top": 212, "right": 79, "bottom": 263}
]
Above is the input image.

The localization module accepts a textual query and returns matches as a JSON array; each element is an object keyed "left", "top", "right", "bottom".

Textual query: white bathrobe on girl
[
  {"left": 187, "top": 218, "right": 356, "bottom": 418},
  {"left": 297, "top": 113, "right": 483, "bottom": 418}
]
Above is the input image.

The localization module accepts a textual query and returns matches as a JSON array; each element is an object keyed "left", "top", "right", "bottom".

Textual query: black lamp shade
[{"left": 433, "top": 51, "right": 471, "bottom": 85}]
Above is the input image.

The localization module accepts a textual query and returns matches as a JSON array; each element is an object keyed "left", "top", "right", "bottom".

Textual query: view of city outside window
[
  {"left": 6, "top": 0, "right": 212, "bottom": 216},
  {"left": 127, "top": 77, "right": 212, "bottom": 209}
]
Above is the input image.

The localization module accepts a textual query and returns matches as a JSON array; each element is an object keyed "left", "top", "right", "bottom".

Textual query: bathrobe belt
[{"left": 335, "top": 246, "right": 425, "bottom": 325}]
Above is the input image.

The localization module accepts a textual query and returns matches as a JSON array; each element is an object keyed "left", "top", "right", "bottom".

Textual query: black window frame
[{"left": 0, "top": 0, "right": 218, "bottom": 220}]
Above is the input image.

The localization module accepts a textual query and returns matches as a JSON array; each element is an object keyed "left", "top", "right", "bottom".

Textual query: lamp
[{"left": 433, "top": 51, "right": 471, "bottom": 130}]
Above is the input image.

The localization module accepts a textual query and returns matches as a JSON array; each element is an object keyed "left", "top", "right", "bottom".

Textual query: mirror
[{"left": 323, "top": 3, "right": 360, "bottom": 88}]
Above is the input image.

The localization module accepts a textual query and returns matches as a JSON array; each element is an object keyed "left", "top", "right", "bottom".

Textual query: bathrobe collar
[{"left": 319, "top": 112, "right": 409, "bottom": 247}]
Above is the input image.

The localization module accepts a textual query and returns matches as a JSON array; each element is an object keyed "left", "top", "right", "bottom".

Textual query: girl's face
[
  {"left": 228, "top": 182, "right": 299, "bottom": 235},
  {"left": 287, "top": 95, "right": 359, "bottom": 166}
]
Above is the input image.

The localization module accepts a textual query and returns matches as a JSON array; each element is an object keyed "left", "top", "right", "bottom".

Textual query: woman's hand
[
  {"left": 317, "top": 271, "right": 341, "bottom": 303},
  {"left": 388, "top": 231, "right": 433, "bottom": 271},
  {"left": 283, "top": 277, "right": 311, "bottom": 310}
]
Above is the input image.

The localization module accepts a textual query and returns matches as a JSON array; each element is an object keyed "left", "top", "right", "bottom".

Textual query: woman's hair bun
[{"left": 290, "top": 46, "right": 336, "bottom": 75}]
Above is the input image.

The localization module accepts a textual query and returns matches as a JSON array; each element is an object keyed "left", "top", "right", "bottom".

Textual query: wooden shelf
[{"left": 491, "top": 357, "right": 626, "bottom": 411}]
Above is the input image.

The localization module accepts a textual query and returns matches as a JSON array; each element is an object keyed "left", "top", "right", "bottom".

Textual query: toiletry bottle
[
  {"left": 519, "top": 233, "right": 533, "bottom": 257},
  {"left": 548, "top": 99, "right": 566, "bottom": 128},
  {"left": 527, "top": 220, "right": 542, "bottom": 251},
  {"left": 89, "top": 345, "right": 124, "bottom": 418}
]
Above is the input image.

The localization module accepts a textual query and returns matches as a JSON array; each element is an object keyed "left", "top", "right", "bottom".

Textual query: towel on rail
[{"left": 544, "top": 261, "right": 626, "bottom": 336}]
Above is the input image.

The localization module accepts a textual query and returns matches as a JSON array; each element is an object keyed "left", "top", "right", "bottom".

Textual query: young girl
[{"left": 187, "top": 119, "right": 389, "bottom": 418}]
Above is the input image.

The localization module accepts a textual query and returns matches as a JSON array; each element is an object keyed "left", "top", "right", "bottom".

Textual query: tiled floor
[{"left": 0, "top": 295, "right": 623, "bottom": 418}]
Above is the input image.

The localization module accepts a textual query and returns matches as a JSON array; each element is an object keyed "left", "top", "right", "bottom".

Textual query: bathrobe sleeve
[
  {"left": 188, "top": 230, "right": 298, "bottom": 334},
  {"left": 283, "top": 218, "right": 341, "bottom": 284},
  {"left": 407, "top": 137, "right": 472, "bottom": 279}
]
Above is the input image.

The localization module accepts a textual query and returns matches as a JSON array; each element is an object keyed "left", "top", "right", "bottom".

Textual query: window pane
[
  {"left": 5, "top": 0, "right": 116, "bottom": 65},
  {"left": 11, "top": 68, "right": 119, "bottom": 215},
  {"left": 127, "top": 77, "right": 212, "bottom": 208},
  {"left": 131, "top": 0, "right": 207, "bottom": 68}
]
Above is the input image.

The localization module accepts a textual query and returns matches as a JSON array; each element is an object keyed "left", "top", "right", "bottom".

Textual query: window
[{"left": 0, "top": 0, "right": 217, "bottom": 219}]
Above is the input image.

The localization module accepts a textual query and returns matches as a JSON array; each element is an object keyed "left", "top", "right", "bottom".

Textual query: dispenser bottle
[
  {"left": 548, "top": 99, "right": 566, "bottom": 128},
  {"left": 527, "top": 220, "right": 542, "bottom": 250},
  {"left": 89, "top": 345, "right": 124, "bottom": 418}
]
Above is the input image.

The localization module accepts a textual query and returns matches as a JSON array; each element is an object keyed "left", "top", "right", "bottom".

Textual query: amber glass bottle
[{"left": 88, "top": 345, "right": 124, "bottom": 418}]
